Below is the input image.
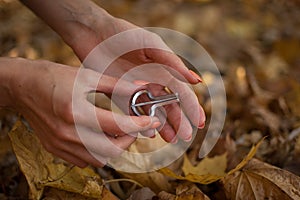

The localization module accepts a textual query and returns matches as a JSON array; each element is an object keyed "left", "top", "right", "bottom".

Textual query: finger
[
  {"left": 140, "top": 129, "right": 156, "bottom": 138},
  {"left": 132, "top": 31, "right": 201, "bottom": 84},
  {"left": 163, "top": 103, "right": 193, "bottom": 142},
  {"left": 168, "top": 79, "right": 206, "bottom": 128},
  {"left": 45, "top": 127, "right": 107, "bottom": 167},
  {"left": 75, "top": 126, "right": 136, "bottom": 158},
  {"left": 147, "top": 87, "right": 193, "bottom": 142},
  {"left": 157, "top": 117, "right": 177, "bottom": 143},
  {"left": 132, "top": 85, "right": 172, "bottom": 139},
  {"left": 144, "top": 48, "right": 201, "bottom": 84},
  {"left": 82, "top": 69, "right": 139, "bottom": 95},
  {"left": 74, "top": 98, "right": 161, "bottom": 137}
]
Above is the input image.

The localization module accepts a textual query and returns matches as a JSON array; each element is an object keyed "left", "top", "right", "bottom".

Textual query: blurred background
[{"left": 0, "top": 0, "right": 299, "bottom": 199}]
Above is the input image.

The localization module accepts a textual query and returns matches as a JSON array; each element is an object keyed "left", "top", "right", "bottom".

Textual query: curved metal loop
[{"left": 131, "top": 89, "right": 180, "bottom": 117}]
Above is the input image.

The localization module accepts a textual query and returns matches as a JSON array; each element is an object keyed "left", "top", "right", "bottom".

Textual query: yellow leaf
[
  {"left": 222, "top": 158, "right": 300, "bottom": 199},
  {"left": 8, "top": 120, "right": 116, "bottom": 200},
  {"left": 159, "top": 159, "right": 224, "bottom": 185},
  {"left": 159, "top": 138, "right": 264, "bottom": 184},
  {"left": 119, "top": 171, "right": 172, "bottom": 193},
  {"left": 182, "top": 153, "right": 227, "bottom": 177}
]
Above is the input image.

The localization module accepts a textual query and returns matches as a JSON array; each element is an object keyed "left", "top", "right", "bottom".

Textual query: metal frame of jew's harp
[{"left": 131, "top": 89, "right": 180, "bottom": 117}]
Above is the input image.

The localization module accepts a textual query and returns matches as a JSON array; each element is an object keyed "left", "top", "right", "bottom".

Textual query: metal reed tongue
[{"left": 131, "top": 89, "right": 180, "bottom": 117}]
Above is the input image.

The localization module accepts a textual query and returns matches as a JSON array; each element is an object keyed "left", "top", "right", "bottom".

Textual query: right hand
[{"left": 7, "top": 58, "right": 161, "bottom": 167}]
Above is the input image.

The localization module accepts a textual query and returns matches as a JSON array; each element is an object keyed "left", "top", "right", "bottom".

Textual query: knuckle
[
  {"left": 133, "top": 116, "right": 151, "bottom": 128},
  {"left": 52, "top": 123, "right": 72, "bottom": 142},
  {"left": 54, "top": 101, "right": 74, "bottom": 124},
  {"left": 53, "top": 124, "right": 65, "bottom": 138},
  {"left": 62, "top": 103, "right": 74, "bottom": 123},
  {"left": 149, "top": 32, "right": 163, "bottom": 42}
]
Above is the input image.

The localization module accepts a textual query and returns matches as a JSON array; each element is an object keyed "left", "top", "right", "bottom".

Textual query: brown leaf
[
  {"left": 43, "top": 188, "right": 96, "bottom": 200},
  {"left": 222, "top": 158, "right": 300, "bottom": 200},
  {"left": 8, "top": 120, "right": 116, "bottom": 200},
  {"left": 159, "top": 138, "right": 264, "bottom": 184},
  {"left": 157, "top": 191, "right": 176, "bottom": 200},
  {"left": 119, "top": 171, "right": 172, "bottom": 193},
  {"left": 175, "top": 183, "right": 211, "bottom": 200},
  {"left": 157, "top": 183, "right": 210, "bottom": 200}
]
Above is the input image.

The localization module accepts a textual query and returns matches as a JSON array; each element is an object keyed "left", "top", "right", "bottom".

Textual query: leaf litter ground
[{"left": 0, "top": 0, "right": 300, "bottom": 199}]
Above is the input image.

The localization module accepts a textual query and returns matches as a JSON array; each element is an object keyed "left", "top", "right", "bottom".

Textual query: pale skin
[{"left": 0, "top": 0, "right": 205, "bottom": 168}]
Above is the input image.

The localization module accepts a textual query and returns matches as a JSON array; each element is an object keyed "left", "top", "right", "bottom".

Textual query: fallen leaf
[
  {"left": 157, "top": 191, "right": 176, "bottom": 200},
  {"left": 227, "top": 138, "right": 265, "bottom": 175},
  {"left": 157, "top": 182, "right": 210, "bottom": 200},
  {"left": 8, "top": 120, "right": 116, "bottom": 200},
  {"left": 119, "top": 171, "right": 172, "bottom": 193},
  {"left": 159, "top": 138, "right": 264, "bottom": 184},
  {"left": 182, "top": 153, "right": 227, "bottom": 177},
  {"left": 158, "top": 153, "right": 226, "bottom": 184},
  {"left": 222, "top": 158, "right": 300, "bottom": 200},
  {"left": 43, "top": 188, "right": 96, "bottom": 200},
  {"left": 175, "top": 182, "right": 211, "bottom": 200}
]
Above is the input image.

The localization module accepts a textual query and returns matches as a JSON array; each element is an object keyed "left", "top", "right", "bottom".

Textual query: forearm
[{"left": 20, "top": 0, "right": 113, "bottom": 57}]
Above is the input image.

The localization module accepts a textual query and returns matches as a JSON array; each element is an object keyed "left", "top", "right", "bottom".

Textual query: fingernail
[
  {"left": 183, "top": 134, "right": 193, "bottom": 142},
  {"left": 170, "top": 137, "right": 178, "bottom": 144},
  {"left": 151, "top": 121, "right": 161, "bottom": 129},
  {"left": 198, "top": 122, "right": 205, "bottom": 129},
  {"left": 150, "top": 133, "right": 156, "bottom": 138},
  {"left": 133, "top": 80, "right": 150, "bottom": 86},
  {"left": 189, "top": 70, "right": 202, "bottom": 83}
]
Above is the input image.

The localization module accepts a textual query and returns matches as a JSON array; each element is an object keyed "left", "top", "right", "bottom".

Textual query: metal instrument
[{"left": 131, "top": 90, "right": 180, "bottom": 117}]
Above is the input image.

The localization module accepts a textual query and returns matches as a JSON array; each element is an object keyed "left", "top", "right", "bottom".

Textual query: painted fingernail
[
  {"left": 198, "top": 122, "right": 205, "bottom": 129},
  {"left": 183, "top": 134, "right": 193, "bottom": 142},
  {"left": 151, "top": 121, "right": 161, "bottom": 129},
  {"left": 133, "top": 80, "right": 150, "bottom": 86},
  {"left": 189, "top": 70, "right": 202, "bottom": 83}
]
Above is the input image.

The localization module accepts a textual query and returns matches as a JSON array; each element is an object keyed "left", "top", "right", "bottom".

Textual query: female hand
[
  {"left": 21, "top": 0, "right": 206, "bottom": 143},
  {"left": 1, "top": 57, "right": 161, "bottom": 167},
  {"left": 70, "top": 17, "right": 206, "bottom": 143}
]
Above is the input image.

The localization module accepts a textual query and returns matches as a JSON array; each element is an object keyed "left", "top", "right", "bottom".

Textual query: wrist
[
  {"left": 0, "top": 57, "right": 26, "bottom": 109},
  {"left": 61, "top": 2, "right": 115, "bottom": 53}
]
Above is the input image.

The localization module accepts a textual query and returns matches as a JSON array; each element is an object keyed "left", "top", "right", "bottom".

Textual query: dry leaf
[
  {"left": 119, "top": 171, "right": 172, "bottom": 193},
  {"left": 175, "top": 183, "right": 211, "bottom": 200},
  {"left": 222, "top": 158, "right": 300, "bottom": 200},
  {"left": 158, "top": 154, "right": 225, "bottom": 185},
  {"left": 159, "top": 138, "right": 264, "bottom": 184},
  {"left": 157, "top": 183, "right": 210, "bottom": 200},
  {"left": 157, "top": 191, "right": 176, "bottom": 200},
  {"left": 8, "top": 120, "right": 116, "bottom": 200},
  {"left": 182, "top": 153, "right": 227, "bottom": 177},
  {"left": 43, "top": 188, "right": 96, "bottom": 200}
]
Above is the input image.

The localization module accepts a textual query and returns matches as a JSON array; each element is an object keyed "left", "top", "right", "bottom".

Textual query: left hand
[
  {"left": 69, "top": 16, "right": 206, "bottom": 143},
  {"left": 22, "top": 0, "right": 205, "bottom": 143}
]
